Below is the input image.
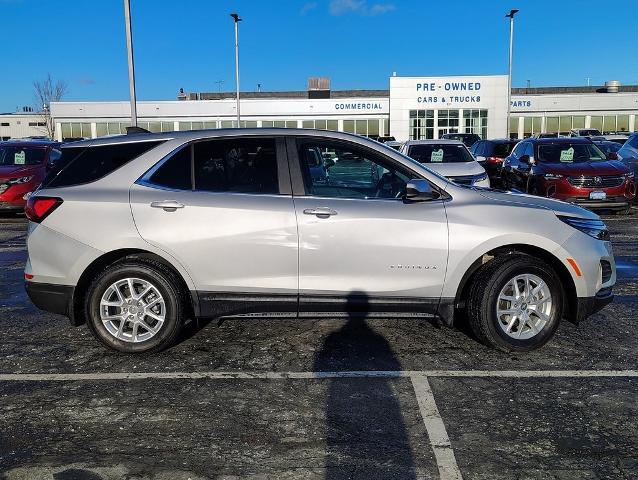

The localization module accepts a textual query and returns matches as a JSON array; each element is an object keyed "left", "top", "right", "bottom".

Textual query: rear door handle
[
  {"left": 303, "top": 207, "right": 338, "bottom": 217},
  {"left": 150, "top": 200, "right": 185, "bottom": 212}
]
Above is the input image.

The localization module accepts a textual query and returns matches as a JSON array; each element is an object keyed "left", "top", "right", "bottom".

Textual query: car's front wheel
[
  {"left": 85, "top": 259, "right": 186, "bottom": 353},
  {"left": 467, "top": 254, "right": 563, "bottom": 352}
]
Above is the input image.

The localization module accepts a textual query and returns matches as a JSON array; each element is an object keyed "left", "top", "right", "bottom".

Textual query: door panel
[
  {"left": 294, "top": 196, "right": 448, "bottom": 300},
  {"left": 290, "top": 136, "right": 449, "bottom": 314},
  {"left": 131, "top": 185, "right": 298, "bottom": 294}
]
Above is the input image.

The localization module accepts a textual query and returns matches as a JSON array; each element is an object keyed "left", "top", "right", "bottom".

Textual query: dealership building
[{"left": 44, "top": 75, "right": 638, "bottom": 142}]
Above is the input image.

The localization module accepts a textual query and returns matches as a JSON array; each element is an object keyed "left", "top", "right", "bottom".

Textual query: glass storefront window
[
  {"left": 203, "top": 121, "right": 216, "bottom": 130},
  {"left": 315, "top": 120, "right": 327, "bottom": 130},
  {"left": 343, "top": 120, "right": 355, "bottom": 133},
  {"left": 96, "top": 123, "right": 108, "bottom": 137},
  {"left": 148, "top": 122, "right": 162, "bottom": 133},
  {"left": 327, "top": 120, "right": 338, "bottom": 131},
  {"left": 463, "top": 109, "right": 487, "bottom": 138},
  {"left": 572, "top": 116, "right": 585, "bottom": 129},
  {"left": 559, "top": 116, "right": 572, "bottom": 135},
  {"left": 409, "top": 110, "right": 434, "bottom": 140},
  {"left": 590, "top": 116, "right": 603, "bottom": 132},
  {"left": 546, "top": 117, "right": 559, "bottom": 133},
  {"left": 285, "top": 120, "right": 297, "bottom": 128},
  {"left": 261, "top": 121, "right": 273, "bottom": 128},
  {"left": 383, "top": 118, "right": 389, "bottom": 136},
  {"left": 603, "top": 116, "right": 616, "bottom": 134},
  {"left": 273, "top": 121, "right": 286, "bottom": 128},
  {"left": 367, "top": 119, "right": 379, "bottom": 136},
  {"left": 617, "top": 115, "right": 629, "bottom": 132},
  {"left": 302, "top": 120, "right": 314, "bottom": 128},
  {"left": 355, "top": 120, "right": 367, "bottom": 135}
]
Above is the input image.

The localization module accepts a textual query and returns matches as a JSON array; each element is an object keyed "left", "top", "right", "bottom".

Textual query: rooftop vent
[
  {"left": 308, "top": 77, "right": 330, "bottom": 99},
  {"left": 605, "top": 80, "right": 621, "bottom": 93}
]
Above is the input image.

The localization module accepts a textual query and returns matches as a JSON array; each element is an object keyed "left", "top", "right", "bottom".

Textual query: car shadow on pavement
[{"left": 312, "top": 291, "right": 418, "bottom": 479}]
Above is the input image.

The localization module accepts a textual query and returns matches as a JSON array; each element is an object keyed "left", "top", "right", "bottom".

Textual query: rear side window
[
  {"left": 43, "top": 141, "right": 164, "bottom": 188},
  {"left": 193, "top": 138, "right": 278, "bottom": 194},
  {"left": 149, "top": 146, "right": 191, "bottom": 190}
]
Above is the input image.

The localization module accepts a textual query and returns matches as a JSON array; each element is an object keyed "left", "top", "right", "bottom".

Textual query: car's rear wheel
[
  {"left": 466, "top": 254, "right": 563, "bottom": 352},
  {"left": 85, "top": 259, "right": 186, "bottom": 353}
]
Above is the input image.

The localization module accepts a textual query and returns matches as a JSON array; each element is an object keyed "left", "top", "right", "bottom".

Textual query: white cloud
[
  {"left": 329, "top": 0, "right": 395, "bottom": 16},
  {"left": 300, "top": 2, "right": 318, "bottom": 15}
]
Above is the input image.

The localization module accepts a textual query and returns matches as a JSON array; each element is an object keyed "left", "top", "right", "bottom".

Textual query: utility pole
[
  {"left": 506, "top": 8, "right": 519, "bottom": 138},
  {"left": 124, "top": 0, "right": 138, "bottom": 126},
  {"left": 230, "top": 13, "right": 242, "bottom": 126}
]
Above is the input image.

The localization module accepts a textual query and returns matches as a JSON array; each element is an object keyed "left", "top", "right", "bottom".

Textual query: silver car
[
  {"left": 401, "top": 139, "right": 490, "bottom": 188},
  {"left": 24, "top": 129, "right": 615, "bottom": 353}
]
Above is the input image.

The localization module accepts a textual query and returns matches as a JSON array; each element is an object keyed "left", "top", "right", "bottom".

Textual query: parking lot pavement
[{"left": 0, "top": 211, "right": 637, "bottom": 479}]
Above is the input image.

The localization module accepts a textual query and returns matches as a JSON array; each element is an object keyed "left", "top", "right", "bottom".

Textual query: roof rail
[{"left": 126, "top": 126, "right": 151, "bottom": 135}]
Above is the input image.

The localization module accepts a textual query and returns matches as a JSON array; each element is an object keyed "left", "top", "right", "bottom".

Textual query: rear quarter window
[{"left": 43, "top": 140, "right": 164, "bottom": 188}]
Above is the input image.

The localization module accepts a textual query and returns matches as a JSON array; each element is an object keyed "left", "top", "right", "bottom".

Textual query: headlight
[
  {"left": 472, "top": 172, "right": 488, "bottom": 183},
  {"left": 544, "top": 173, "right": 564, "bottom": 180},
  {"left": 558, "top": 216, "right": 610, "bottom": 241},
  {"left": 9, "top": 176, "right": 34, "bottom": 184}
]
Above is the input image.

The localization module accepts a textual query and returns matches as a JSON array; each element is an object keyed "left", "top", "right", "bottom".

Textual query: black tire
[
  {"left": 466, "top": 254, "right": 563, "bottom": 352},
  {"left": 84, "top": 258, "right": 187, "bottom": 353}
]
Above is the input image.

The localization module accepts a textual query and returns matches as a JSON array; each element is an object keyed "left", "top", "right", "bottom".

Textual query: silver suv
[{"left": 24, "top": 129, "right": 615, "bottom": 353}]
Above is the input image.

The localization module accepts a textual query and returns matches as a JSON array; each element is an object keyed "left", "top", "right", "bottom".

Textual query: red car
[
  {"left": 0, "top": 140, "right": 61, "bottom": 213},
  {"left": 502, "top": 137, "right": 636, "bottom": 213}
]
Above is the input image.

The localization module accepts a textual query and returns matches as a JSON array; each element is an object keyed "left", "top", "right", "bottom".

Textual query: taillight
[
  {"left": 486, "top": 156, "right": 504, "bottom": 164},
  {"left": 25, "top": 196, "right": 63, "bottom": 223}
]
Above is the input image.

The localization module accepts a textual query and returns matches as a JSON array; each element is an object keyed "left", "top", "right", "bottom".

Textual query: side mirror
[
  {"left": 519, "top": 154, "right": 530, "bottom": 164},
  {"left": 607, "top": 152, "right": 618, "bottom": 160},
  {"left": 404, "top": 179, "right": 438, "bottom": 202}
]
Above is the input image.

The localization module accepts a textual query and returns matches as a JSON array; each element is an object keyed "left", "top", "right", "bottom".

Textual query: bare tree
[{"left": 33, "top": 74, "right": 68, "bottom": 139}]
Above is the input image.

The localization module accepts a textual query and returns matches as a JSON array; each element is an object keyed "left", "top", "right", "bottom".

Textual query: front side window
[
  {"left": 0, "top": 146, "right": 46, "bottom": 166},
  {"left": 536, "top": 142, "right": 606, "bottom": 164},
  {"left": 407, "top": 143, "right": 475, "bottom": 164},
  {"left": 511, "top": 142, "right": 525, "bottom": 158},
  {"left": 298, "top": 140, "right": 413, "bottom": 200}
]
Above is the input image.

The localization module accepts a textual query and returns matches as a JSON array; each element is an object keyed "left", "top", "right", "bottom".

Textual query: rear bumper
[
  {"left": 573, "top": 287, "right": 614, "bottom": 323},
  {"left": 25, "top": 281, "right": 74, "bottom": 317}
]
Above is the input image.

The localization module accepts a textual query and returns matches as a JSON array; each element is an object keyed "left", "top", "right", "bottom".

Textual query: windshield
[
  {"left": 408, "top": 144, "right": 475, "bottom": 164},
  {"left": 594, "top": 142, "right": 621, "bottom": 155},
  {"left": 0, "top": 146, "right": 47, "bottom": 166},
  {"left": 491, "top": 142, "right": 517, "bottom": 157},
  {"left": 537, "top": 143, "right": 606, "bottom": 163},
  {"left": 578, "top": 129, "right": 601, "bottom": 136}
]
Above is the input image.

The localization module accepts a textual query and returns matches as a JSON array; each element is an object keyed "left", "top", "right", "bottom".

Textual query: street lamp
[
  {"left": 230, "top": 13, "right": 242, "bottom": 127},
  {"left": 124, "top": 0, "right": 138, "bottom": 127},
  {"left": 506, "top": 8, "right": 519, "bottom": 138}
]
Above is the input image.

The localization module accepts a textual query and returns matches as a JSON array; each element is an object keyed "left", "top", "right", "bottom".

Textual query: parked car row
[
  {"left": 0, "top": 139, "right": 61, "bottom": 213},
  {"left": 391, "top": 133, "right": 638, "bottom": 214}
]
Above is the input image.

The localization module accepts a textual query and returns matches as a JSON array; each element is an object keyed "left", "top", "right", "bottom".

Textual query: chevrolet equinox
[{"left": 24, "top": 129, "right": 615, "bottom": 353}]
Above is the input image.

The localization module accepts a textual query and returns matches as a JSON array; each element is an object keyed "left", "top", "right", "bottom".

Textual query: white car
[
  {"left": 24, "top": 129, "right": 614, "bottom": 353},
  {"left": 401, "top": 139, "right": 490, "bottom": 187}
]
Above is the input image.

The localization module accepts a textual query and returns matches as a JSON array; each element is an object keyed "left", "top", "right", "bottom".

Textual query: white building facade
[
  {"left": 0, "top": 113, "right": 49, "bottom": 141},
  {"left": 47, "top": 74, "right": 638, "bottom": 143}
]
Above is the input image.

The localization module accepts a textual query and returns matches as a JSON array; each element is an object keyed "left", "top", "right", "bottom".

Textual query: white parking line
[
  {"left": 0, "top": 369, "right": 635, "bottom": 381},
  {"left": 412, "top": 376, "right": 463, "bottom": 480}
]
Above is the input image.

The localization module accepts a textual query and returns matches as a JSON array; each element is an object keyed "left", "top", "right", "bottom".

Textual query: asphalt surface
[{"left": 0, "top": 211, "right": 636, "bottom": 479}]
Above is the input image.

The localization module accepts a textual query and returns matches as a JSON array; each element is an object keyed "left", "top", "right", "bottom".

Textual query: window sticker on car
[
  {"left": 14, "top": 151, "right": 26, "bottom": 165},
  {"left": 559, "top": 147, "right": 574, "bottom": 162},
  {"left": 431, "top": 149, "right": 444, "bottom": 163}
]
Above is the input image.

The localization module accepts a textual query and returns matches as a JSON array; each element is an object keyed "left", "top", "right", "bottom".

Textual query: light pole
[
  {"left": 124, "top": 0, "right": 138, "bottom": 127},
  {"left": 230, "top": 13, "right": 242, "bottom": 127},
  {"left": 506, "top": 8, "right": 519, "bottom": 138}
]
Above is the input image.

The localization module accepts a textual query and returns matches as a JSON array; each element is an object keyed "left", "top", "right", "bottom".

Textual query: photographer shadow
[{"left": 312, "top": 291, "right": 417, "bottom": 479}]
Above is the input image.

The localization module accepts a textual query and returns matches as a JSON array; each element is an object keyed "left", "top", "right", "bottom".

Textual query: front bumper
[
  {"left": 25, "top": 281, "right": 74, "bottom": 317},
  {"left": 573, "top": 287, "right": 614, "bottom": 323}
]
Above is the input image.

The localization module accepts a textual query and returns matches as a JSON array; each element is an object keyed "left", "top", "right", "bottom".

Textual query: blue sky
[{"left": 1, "top": 0, "right": 637, "bottom": 112}]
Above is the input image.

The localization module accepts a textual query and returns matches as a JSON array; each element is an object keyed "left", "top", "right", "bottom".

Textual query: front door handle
[
  {"left": 150, "top": 200, "right": 185, "bottom": 212},
  {"left": 303, "top": 207, "right": 338, "bottom": 218}
]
